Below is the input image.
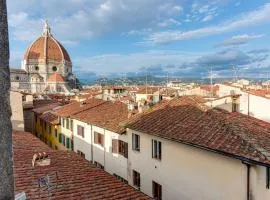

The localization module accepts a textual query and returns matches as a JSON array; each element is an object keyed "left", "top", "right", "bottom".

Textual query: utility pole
[{"left": 0, "top": 0, "right": 15, "bottom": 199}]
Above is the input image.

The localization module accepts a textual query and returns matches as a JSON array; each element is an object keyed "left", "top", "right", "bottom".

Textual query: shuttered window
[
  {"left": 66, "top": 118, "right": 69, "bottom": 129},
  {"left": 132, "top": 133, "right": 140, "bottom": 151},
  {"left": 66, "top": 138, "right": 70, "bottom": 149},
  {"left": 94, "top": 132, "right": 104, "bottom": 147},
  {"left": 112, "top": 139, "right": 119, "bottom": 153},
  {"left": 152, "top": 140, "right": 162, "bottom": 160},
  {"left": 113, "top": 139, "right": 128, "bottom": 158},
  {"left": 133, "top": 170, "right": 140, "bottom": 188},
  {"left": 59, "top": 133, "right": 62, "bottom": 143},
  {"left": 70, "top": 120, "right": 73, "bottom": 131},
  {"left": 77, "top": 125, "right": 84, "bottom": 138}
]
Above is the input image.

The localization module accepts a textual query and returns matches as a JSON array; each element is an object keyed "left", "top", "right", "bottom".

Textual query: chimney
[{"left": 0, "top": 0, "right": 14, "bottom": 199}]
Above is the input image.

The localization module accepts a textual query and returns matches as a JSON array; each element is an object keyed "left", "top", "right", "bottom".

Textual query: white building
[
  {"left": 71, "top": 100, "right": 130, "bottom": 182},
  {"left": 124, "top": 96, "right": 270, "bottom": 200}
]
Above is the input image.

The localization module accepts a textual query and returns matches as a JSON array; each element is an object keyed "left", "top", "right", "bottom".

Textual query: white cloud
[
  {"left": 202, "top": 15, "right": 213, "bottom": 22},
  {"left": 7, "top": 0, "right": 184, "bottom": 42},
  {"left": 157, "top": 18, "right": 181, "bottom": 27},
  {"left": 142, "top": 3, "right": 270, "bottom": 44},
  {"left": 217, "top": 34, "right": 264, "bottom": 47}
]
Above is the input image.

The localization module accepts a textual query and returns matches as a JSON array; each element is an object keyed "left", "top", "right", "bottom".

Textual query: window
[
  {"left": 62, "top": 135, "right": 66, "bottom": 146},
  {"left": 54, "top": 128, "right": 58, "bottom": 138},
  {"left": 66, "top": 118, "right": 69, "bottom": 129},
  {"left": 112, "top": 139, "right": 128, "bottom": 158},
  {"left": 94, "top": 161, "right": 104, "bottom": 169},
  {"left": 62, "top": 118, "right": 65, "bottom": 127},
  {"left": 132, "top": 133, "right": 140, "bottom": 151},
  {"left": 59, "top": 133, "right": 62, "bottom": 143},
  {"left": 77, "top": 150, "right": 85, "bottom": 158},
  {"left": 152, "top": 140, "right": 162, "bottom": 160},
  {"left": 113, "top": 174, "right": 128, "bottom": 184},
  {"left": 133, "top": 170, "right": 140, "bottom": 188},
  {"left": 71, "top": 139, "right": 74, "bottom": 151},
  {"left": 70, "top": 120, "right": 73, "bottom": 131},
  {"left": 94, "top": 132, "right": 104, "bottom": 147},
  {"left": 15, "top": 76, "right": 20, "bottom": 81},
  {"left": 66, "top": 138, "right": 70, "bottom": 149},
  {"left": 52, "top": 66, "right": 57, "bottom": 72},
  {"left": 267, "top": 167, "right": 270, "bottom": 189},
  {"left": 77, "top": 125, "right": 84, "bottom": 138},
  {"left": 152, "top": 181, "right": 162, "bottom": 200},
  {"left": 35, "top": 66, "right": 39, "bottom": 71},
  {"left": 112, "top": 139, "right": 119, "bottom": 153}
]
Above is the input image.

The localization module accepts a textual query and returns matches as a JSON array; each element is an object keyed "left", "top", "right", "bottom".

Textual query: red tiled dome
[
  {"left": 47, "top": 73, "right": 65, "bottom": 83},
  {"left": 24, "top": 22, "right": 71, "bottom": 62}
]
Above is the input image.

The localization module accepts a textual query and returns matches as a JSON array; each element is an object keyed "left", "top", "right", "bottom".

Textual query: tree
[{"left": 0, "top": 0, "right": 14, "bottom": 199}]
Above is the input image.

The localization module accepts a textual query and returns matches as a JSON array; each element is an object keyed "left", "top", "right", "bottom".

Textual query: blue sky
[{"left": 7, "top": 0, "right": 270, "bottom": 80}]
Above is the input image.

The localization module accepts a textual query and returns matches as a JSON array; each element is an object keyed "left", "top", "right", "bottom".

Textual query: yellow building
[{"left": 38, "top": 112, "right": 61, "bottom": 150}]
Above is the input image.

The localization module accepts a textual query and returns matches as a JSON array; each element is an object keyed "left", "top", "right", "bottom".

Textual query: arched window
[{"left": 52, "top": 66, "right": 57, "bottom": 72}]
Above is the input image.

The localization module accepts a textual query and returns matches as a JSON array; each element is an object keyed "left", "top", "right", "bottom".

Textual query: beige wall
[
  {"left": 127, "top": 129, "right": 270, "bottom": 200},
  {"left": 10, "top": 91, "right": 24, "bottom": 131}
]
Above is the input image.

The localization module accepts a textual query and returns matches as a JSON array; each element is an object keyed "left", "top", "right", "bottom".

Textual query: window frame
[
  {"left": 133, "top": 170, "right": 141, "bottom": 189},
  {"left": 94, "top": 132, "right": 104, "bottom": 147},
  {"left": 152, "top": 181, "right": 162, "bottom": 200},
  {"left": 152, "top": 139, "right": 162, "bottom": 160},
  {"left": 132, "top": 133, "right": 140, "bottom": 152}
]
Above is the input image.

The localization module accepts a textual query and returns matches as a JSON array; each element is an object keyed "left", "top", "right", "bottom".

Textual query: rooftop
[
  {"left": 55, "top": 98, "right": 105, "bottom": 118},
  {"left": 126, "top": 96, "right": 270, "bottom": 166},
  {"left": 13, "top": 131, "right": 150, "bottom": 200},
  {"left": 72, "top": 100, "right": 129, "bottom": 133},
  {"left": 39, "top": 112, "right": 59, "bottom": 125}
]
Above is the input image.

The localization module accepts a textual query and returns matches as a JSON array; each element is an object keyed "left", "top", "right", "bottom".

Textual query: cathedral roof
[
  {"left": 24, "top": 21, "right": 71, "bottom": 63},
  {"left": 47, "top": 73, "right": 65, "bottom": 83}
]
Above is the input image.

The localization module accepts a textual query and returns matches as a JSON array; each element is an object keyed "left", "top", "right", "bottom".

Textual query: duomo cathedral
[{"left": 10, "top": 21, "right": 77, "bottom": 94}]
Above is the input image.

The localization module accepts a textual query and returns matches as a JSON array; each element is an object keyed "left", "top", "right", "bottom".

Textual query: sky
[{"left": 6, "top": 0, "right": 270, "bottom": 80}]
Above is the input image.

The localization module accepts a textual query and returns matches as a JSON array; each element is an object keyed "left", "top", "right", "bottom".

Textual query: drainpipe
[
  {"left": 244, "top": 162, "right": 251, "bottom": 200},
  {"left": 90, "top": 124, "right": 93, "bottom": 163},
  {"left": 103, "top": 129, "right": 106, "bottom": 170}
]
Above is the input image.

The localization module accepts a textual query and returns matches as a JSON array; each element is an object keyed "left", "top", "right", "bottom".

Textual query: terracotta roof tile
[
  {"left": 13, "top": 131, "right": 150, "bottom": 200},
  {"left": 47, "top": 73, "right": 65, "bottom": 83},
  {"left": 126, "top": 96, "right": 270, "bottom": 166},
  {"left": 32, "top": 102, "right": 62, "bottom": 114},
  {"left": 39, "top": 112, "right": 59, "bottom": 125},
  {"left": 55, "top": 98, "right": 105, "bottom": 118},
  {"left": 25, "top": 36, "right": 71, "bottom": 62},
  {"left": 72, "top": 100, "right": 129, "bottom": 133}
]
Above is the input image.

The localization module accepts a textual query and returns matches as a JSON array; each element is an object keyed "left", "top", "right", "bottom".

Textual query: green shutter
[
  {"left": 59, "top": 133, "right": 62, "bottom": 143},
  {"left": 66, "top": 138, "right": 70, "bottom": 149}
]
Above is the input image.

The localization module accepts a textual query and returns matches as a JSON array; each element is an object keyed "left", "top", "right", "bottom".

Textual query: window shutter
[
  {"left": 124, "top": 142, "right": 128, "bottom": 158},
  {"left": 112, "top": 139, "right": 118, "bottom": 153},
  {"left": 71, "top": 120, "right": 73, "bottom": 131},
  {"left": 94, "top": 132, "right": 98, "bottom": 144},
  {"left": 159, "top": 142, "right": 161, "bottom": 159},
  {"left": 59, "top": 133, "right": 62, "bottom": 143},
  {"left": 132, "top": 133, "right": 135, "bottom": 150},
  {"left": 101, "top": 134, "right": 104, "bottom": 146},
  {"left": 82, "top": 127, "right": 84, "bottom": 138},
  {"left": 66, "top": 138, "right": 70, "bottom": 149},
  {"left": 137, "top": 135, "right": 140, "bottom": 150},
  {"left": 152, "top": 140, "right": 154, "bottom": 158}
]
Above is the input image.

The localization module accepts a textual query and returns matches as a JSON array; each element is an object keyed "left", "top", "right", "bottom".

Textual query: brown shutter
[
  {"left": 94, "top": 132, "right": 98, "bottom": 144},
  {"left": 124, "top": 142, "right": 128, "bottom": 158},
  {"left": 101, "top": 134, "right": 104, "bottom": 147},
  {"left": 112, "top": 139, "right": 119, "bottom": 153}
]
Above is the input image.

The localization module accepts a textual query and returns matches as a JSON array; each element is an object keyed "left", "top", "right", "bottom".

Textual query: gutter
[{"left": 128, "top": 129, "right": 270, "bottom": 168}]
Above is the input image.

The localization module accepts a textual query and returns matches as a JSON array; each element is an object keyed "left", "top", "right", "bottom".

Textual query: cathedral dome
[{"left": 24, "top": 21, "right": 71, "bottom": 63}]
